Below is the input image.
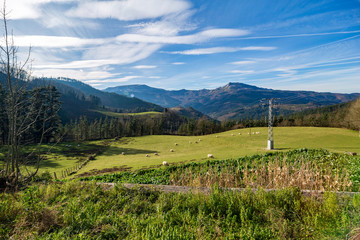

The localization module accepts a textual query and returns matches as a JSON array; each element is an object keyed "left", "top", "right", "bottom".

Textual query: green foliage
[
  {"left": 0, "top": 182, "right": 360, "bottom": 239},
  {"left": 80, "top": 149, "right": 360, "bottom": 192},
  {"left": 32, "top": 171, "right": 53, "bottom": 183}
]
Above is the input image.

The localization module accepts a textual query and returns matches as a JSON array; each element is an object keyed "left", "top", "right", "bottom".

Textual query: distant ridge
[{"left": 105, "top": 82, "right": 360, "bottom": 120}]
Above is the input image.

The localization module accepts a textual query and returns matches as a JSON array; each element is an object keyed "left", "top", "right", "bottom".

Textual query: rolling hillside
[
  {"left": 105, "top": 83, "right": 360, "bottom": 120},
  {"left": 30, "top": 77, "right": 164, "bottom": 122}
]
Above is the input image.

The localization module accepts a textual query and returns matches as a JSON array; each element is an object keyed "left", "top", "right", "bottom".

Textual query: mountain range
[{"left": 105, "top": 83, "right": 360, "bottom": 120}]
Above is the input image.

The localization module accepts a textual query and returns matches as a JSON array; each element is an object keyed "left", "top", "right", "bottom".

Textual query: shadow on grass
[
  {"left": 101, "top": 145, "right": 158, "bottom": 156},
  {"left": 38, "top": 159, "right": 62, "bottom": 168}
]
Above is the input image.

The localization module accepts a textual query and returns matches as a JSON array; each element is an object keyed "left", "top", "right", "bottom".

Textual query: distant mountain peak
[{"left": 223, "top": 82, "right": 260, "bottom": 90}]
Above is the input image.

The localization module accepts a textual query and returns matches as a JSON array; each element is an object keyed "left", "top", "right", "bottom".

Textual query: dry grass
[{"left": 169, "top": 157, "right": 353, "bottom": 191}]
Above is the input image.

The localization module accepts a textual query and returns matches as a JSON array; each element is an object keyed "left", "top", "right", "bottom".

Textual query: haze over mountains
[{"left": 105, "top": 83, "right": 360, "bottom": 120}]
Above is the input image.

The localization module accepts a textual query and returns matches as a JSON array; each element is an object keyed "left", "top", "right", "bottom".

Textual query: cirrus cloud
[{"left": 67, "top": 0, "right": 191, "bottom": 21}]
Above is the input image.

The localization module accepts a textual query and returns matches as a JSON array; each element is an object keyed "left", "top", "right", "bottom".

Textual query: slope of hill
[
  {"left": 50, "top": 78, "right": 163, "bottom": 112},
  {"left": 105, "top": 83, "right": 360, "bottom": 120},
  {"left": 283, "top": 97, "right": 360, "bottom": 130},
  {"left": 27, "top": 77, "right": 164, "bottom": 122}
]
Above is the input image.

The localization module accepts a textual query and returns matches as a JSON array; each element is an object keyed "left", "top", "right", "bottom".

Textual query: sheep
[
  {"left": 145, "top": 154, "right": 149, "bottom": 157},
  {"left": 231, "top": 134, "right": 234, "bottom": 136},
  {"left": 121, "top": 152, "right": 125, "bottom": 155},
  {"left": 256, "top": 132, "right": 260, "bottom": 134},
  {"left": 175, "top": 143, "right": 178, "bottom": 146},
  {"left": 216, "top": 135, "right": 218, "bottom": 138},
  {"left": 194, "top": 141, "right": 198, "bottom": 144},
  {"left": 162, "top": 161, "right": 169, "bottom": 166},
  {"left": 170, "top": 149, "right": 174, "bottom": 152},
  {"left": 154, "top": 153, "right": 159, "bottom": 156},
  {"left": 207, "top": 154, "right": 214, "bottom": 158},
  {"left": 238, "top": 133, "right": 241, "bottom": 135},
  {"left": 199, "top": 139, "right": 201, "bottom": 141}
]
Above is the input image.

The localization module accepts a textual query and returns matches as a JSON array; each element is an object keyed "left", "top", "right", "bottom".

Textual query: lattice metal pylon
[{"left": 267, "top": 99, "right": 274, "bottom": 150}]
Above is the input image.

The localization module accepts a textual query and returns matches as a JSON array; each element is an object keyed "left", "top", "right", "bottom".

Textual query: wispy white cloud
[
  {"left": 229, "top": 70, "right": 254, "bottom": 74},
  {"left": 7, "top": 0, "right": 74, "bottom": 19},
  {"left": 34, "top": 43, "right": 162, "bottom": 69},
  {"left": 230, "top": 61, "right": 255, "bottom": 65},
  {"left": 166, "top": 46, "right": 275, "bottom": 55},
  {"left": 67, "top": 0, "right": 191, "bottom": 21},
  {"left": 14, "top": 35, "right": 106, "bottom": 47},
  {"left": 172, "top": 62, "right": 185, "bottom": 65},
  {"left": 33, "top": 68, "right": 120, "bottom": 80},
  {"left": 127, "top": 10, "right": 196, "bottom": 36},
  {"left": 132, "top": 65, "right": 157, "bottom": 69},
  {"left": 116, "top": 28, "right": 249, "bottom": 44}
]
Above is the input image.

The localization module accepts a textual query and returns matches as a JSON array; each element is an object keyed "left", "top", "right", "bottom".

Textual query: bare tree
[{"left": 0, "top": 1, "right": 61, "bottom": 189}]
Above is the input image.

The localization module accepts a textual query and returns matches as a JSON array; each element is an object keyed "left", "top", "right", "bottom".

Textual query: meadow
[
  {"left": 7, "top": 127, "right": 358, "bottom": 178},
  {"left": 1, "top": 127, "right": 360, "bottom": 239},
  {"left": 94, "top": 110, "right": 163, "bottom": 118},
  {"left": 74, "top": 127, "right": 360, "bottom": 177}
]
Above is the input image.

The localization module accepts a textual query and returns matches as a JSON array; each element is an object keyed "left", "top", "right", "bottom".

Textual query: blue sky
[{"left": 8, "top": 0, "right": 360, "bottom": 92}]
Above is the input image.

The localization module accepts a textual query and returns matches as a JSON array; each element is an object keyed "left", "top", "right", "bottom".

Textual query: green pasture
[
  {"left": 94, "top": 110, "right": 162, "bottom": 117},
  {"left": 3, "top": 127, "right": 358, "bottom": 177},
  {"left": 0, "top": 142, "right": 104, "bottom": 177},
  {"left": 75, "top": 127, "right": 360, "bottom": 176}
]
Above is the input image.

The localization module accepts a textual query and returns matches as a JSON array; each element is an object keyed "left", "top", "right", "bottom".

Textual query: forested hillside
[
  {"left": 105, "top": 83, "right": 360, "bottom": 120},
  {"left": 278, "top": 97, "right": 360, "bottom": 130}
]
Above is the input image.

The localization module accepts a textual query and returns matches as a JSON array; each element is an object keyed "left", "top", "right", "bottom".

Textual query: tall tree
[{"left": 0, "top": 2, "right": 60, "bottom": 188}]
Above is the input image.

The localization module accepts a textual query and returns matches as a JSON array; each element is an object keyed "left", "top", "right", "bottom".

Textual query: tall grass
[
  {"left": 169, "top": 157, "right": 353, "bottom": 191},
  {"left": 80, "top": 149, "right": 360, "bottom": 192},
  {"left": 1, "top": 182, "right": 360, "bottom": 239}
]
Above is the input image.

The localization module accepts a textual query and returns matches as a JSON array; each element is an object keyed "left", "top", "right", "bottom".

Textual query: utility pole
[
  {"left": 267, "top": 99, "right": 274, "bottom": 150},
  {"left": 261, "top": 98, "right": 279, "bottom": 150}
]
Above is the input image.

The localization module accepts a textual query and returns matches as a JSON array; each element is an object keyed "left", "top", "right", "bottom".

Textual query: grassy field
[
  {"left": 94, "top": 110, "right": 163, "bottom": 117},
  {"left": 4, "top": 127, "right": 357, "bottom": 178},
  {"left": 74, "top": 127, "right": 360, "bottom": 176},
  {"left": 0, "top": 142, "right": 105, "bottom": 178}
]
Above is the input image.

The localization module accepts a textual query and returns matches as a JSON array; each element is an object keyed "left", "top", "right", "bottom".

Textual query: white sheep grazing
[
  {"left": 216, "top": 135, "right": 218, "bottom": 138},
  {"left": 194, "top": 141, "right": 198, "bottom": 144},
  {"left": 256, "top": 132, "right": 259, "bottom": 134},
  {"left": 199, "top": 139, "right": 201, "bottom": 141},
  {"left": 121, "top": 152, "right": 125, "bottom": 155},
  {"left": 145, "top": 154, "right": 149, "bottom": 157},
  {"left": 231, "top": 134, "right": 234, "bottom": 136},
  {"left": 238, "top": 133, "right": 241, "bottom": 135},
  {"left": 207, "top": 154, "right": 214, "bottom": 158},
  {"left": 170, "top": 149, "right": 174, "bottom": 152},
  {"left": 154, "top": 153, "right": 159, "bottom": 156},
  {"left": 175, "top": 143, "right": 178, "bottom": 146},
  {"left": 162, "top": 161, "right": 169, "bottom": 166}
]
